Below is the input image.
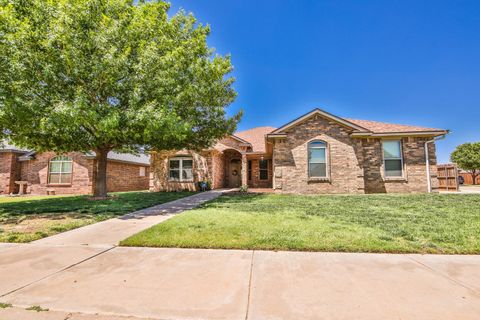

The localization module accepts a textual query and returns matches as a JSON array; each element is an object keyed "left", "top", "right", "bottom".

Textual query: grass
[
  {"left": 0, "top": 303, "right": 12, "bottom": 309},
  {"left": 0, "top": 191, "right": 193, "bottom": 243},
  {"left": 26, "top": 305, "right": 49, "bottom": 312},
  {"left": 121, "top": 193, "right": 480, "bottom": 254}
]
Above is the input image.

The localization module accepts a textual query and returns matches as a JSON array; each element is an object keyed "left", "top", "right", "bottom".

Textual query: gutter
[
  {"left": 350, "top": 130, "right": 449, "bottom": 138},
  {"left": 425, "top": 132, "right": 448, "bottom": 193}
]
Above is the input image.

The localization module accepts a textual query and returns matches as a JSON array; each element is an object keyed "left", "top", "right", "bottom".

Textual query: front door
[{"left": 229, "top": 159, "right": 241, "bottom": 187}]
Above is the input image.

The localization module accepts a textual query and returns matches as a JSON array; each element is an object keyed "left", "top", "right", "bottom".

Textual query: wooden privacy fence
[
  {"left": 437, "top": 164, "right": 459, "bottom": 191},
  {"left": 459, "top": 172, "right": 480, "bottom": 185}
]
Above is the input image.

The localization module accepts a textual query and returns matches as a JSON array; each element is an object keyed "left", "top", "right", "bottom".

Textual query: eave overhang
[{"left": 350, "top": 130, "right": 450, "bottom": 138}]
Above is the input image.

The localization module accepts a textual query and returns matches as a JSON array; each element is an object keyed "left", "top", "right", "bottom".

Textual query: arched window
[
  {"left": 48, "top": 156, "right": 73, "bottom": 184},
  {"left": 308, "top": 141, "right": 328, "bottom": 178}
]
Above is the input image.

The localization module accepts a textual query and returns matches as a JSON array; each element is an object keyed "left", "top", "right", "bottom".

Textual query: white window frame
[
  {"left": 168, "top": 157, "right": 193, "bottom": 182},
  {"left": 382, "top": 140, "right": 404, "bottom": 178},
  {"left": 48, "top": 155, "right": 73, "bottom": 185},
  {"left": 308, "top": 140, "right": 329, "bottom": 178}
]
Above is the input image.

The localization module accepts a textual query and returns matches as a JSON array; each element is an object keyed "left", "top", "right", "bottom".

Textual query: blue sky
[{"left": 169, "top": 0, "right": 480, "bottom": 163}]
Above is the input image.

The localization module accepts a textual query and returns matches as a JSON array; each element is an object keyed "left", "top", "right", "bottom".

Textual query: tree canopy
[
  {"left": 451, "top": 142, "right": 480, "bottom": 185},
  {"left": 0, "top": 0, "right": 240, "bottom": 196}
]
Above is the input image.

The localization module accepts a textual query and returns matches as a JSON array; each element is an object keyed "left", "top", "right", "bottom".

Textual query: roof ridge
[{"left": 235, "top": 125, "right": 277, "bottom": 132}]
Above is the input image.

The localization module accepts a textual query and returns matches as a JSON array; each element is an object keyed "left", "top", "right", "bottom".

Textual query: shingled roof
[
  {"left": 345, "top": 118, "right": 445, "bottom": 134},
  {"left": 267, "top": 108, "right": 447, "bottom": 137},
  {"left": 0, "top": 143, "right": 151, "bottom": 166},
  {"left": 235, "top": 126, "right": 277, "bottom": 153},
  {"left": 0, "top": 142, "right": 29, "bottom": 153}
]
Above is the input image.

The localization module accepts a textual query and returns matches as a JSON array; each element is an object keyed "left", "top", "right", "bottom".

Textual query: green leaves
[
  {"left": 451, "top": 142, "right": 480, "bottom": 172},
  {"left": 0, "top": 0, "right": 239, "bottom": 153}
]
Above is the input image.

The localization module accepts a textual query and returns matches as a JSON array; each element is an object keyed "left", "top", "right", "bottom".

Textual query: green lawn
[
  {"left": 0, "top": 191, "right": 193, "bottom": 243},
  {"left": 120, "top": 193, "right": 480, "bottom": 254}
]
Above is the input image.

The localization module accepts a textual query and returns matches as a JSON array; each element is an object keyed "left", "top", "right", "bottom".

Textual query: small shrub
[
  {"left": 239, "top": 185, "right": 249, "bottom": 193},
  {"left": 0, "top": 303, "right": 12, "bottom": 308}
]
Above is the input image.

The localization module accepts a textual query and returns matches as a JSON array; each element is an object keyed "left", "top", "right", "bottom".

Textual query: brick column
[{"left": 241, "top": 153, "right": 247, "bottom": 186}]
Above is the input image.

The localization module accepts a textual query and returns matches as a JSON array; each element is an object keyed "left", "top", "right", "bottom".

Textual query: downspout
[{"left": 425, "top": 134, "right": 447, "bottom": 193}]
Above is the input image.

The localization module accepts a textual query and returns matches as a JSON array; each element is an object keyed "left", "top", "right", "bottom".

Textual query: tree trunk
[
  {"left": 93, "top": 148, "right": 110, "bottom": 198},
  {"left": 472, "top": 170, "right": 478, "bottom": 185}
]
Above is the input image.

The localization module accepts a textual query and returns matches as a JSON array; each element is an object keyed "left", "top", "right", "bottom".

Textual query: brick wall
[
  {"left": 0, "top": 152, "right": 21, "bottom": 194},
  {"left": 271, "top": 114, "right": 438, "bottom": 194},
  {"left": 211, "top": 152, "right": 225, "bottom": 189},
  {"left": 21, "top": 152, "right": 94, "bottom": 195},
  {"left": 247, "top": 157, "right": 273, "bottom": 188},
  {"left": 18, "top": 152, "right": 150, "bottom": 195},
  {"left": 272, "top": 115, "right": 364, "bottom": 194},
  {"left": 362, "top": 137, "right": 437, "bottom": 193},
  {"left": 106, "top": 161, "right": 149, "bottom": 192}
]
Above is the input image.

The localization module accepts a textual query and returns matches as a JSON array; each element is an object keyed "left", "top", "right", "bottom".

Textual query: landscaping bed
[
  {"left": 0, "top": 191, "right": 193, "bottom": 243},
  {"left": 121, "top": 193, "right": 480, "bottom": 254}
]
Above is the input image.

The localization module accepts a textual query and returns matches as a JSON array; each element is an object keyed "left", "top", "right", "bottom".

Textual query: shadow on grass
[{"left": 0, "top": 191, "right": 194, "bottom": 224}]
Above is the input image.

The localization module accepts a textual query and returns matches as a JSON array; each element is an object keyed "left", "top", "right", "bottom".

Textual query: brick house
[
  {"left": 1, "top": 144, "right": 150, "bottom": 195},
  {"left": 150, "top": 108, "right": 448, "bottom": 194}
]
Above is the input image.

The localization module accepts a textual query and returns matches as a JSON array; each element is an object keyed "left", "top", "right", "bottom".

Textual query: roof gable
[
  {"left": 267, "top": 108, "right": 448, "bottom": 138},
  {"left": 269, "top": 108, "right": 370, "bottom": 134}
]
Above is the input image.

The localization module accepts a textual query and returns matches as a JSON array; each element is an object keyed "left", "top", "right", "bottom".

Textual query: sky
[{"left": 168, "top": 0, "right": 480, "bottom": 163}]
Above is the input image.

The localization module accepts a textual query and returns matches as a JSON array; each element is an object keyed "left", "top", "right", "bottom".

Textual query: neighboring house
[
  {"left": 150, "top": 108, "right": 448, "bottom": 194},
  {"left": 0, "top": 144, "right": 150, "bottom": 195}
]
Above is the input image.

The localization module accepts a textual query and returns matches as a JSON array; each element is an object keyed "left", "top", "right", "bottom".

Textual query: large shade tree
[
  {"left": 0, "top": 0, "right": 240, "bottom": 197},
  {"left": 451, "top": 142, "right": 480, "bottom": 185}
]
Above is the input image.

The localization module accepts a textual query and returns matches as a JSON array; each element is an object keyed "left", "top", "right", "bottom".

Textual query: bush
[{"left": 239, "top": 185, "right": 249, "bottom": 193}]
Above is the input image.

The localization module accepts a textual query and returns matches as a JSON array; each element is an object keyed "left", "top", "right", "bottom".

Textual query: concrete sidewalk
[
  {"left": 33, "top": 190, "right": 224, "bottom": 247},
  {"left": 1, "top": 245, "right": 480, "bottom": 320}
]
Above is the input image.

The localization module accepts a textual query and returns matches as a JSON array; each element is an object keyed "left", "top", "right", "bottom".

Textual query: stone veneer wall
[
  {"left": 106, "top": 161, "right": 149, "bottom": 192},
  {"left": 150, "top": 150, "right": 215, "bottom": 192},
  {"left": 272, "top": 114, "right": 438, "bottom": 194}
]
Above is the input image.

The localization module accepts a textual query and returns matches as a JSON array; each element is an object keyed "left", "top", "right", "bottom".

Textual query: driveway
[
  {"left": 1, "top": 245, "right": 480, "bottom": 320},
  {"left": 440, "top": 185, "right": 480, "bottom": 194}
]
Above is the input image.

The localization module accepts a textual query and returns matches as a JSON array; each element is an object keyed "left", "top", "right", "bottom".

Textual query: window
[
  {"left": 139, "top": 166, "right": 146, "bottom": 177},
  {"left": 248, "top": 160, "right": 252, "bottom": 181},
  {"left": 259, "top": 159, "right": 268, "bottom": 180},
  {"left": 169, "top": 157, "right": 193, "bottom": 181},
  {"left": 383, "top": 140, "right": 403, "bottom": 177},
  {"left": 308, "top": 141, "right": 327, "bottom": 178},
  {"left": 48, "top": 156, "right": 73, "bottom": 184}
]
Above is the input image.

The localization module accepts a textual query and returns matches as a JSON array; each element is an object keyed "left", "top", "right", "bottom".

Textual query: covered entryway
[
  {"left": 228, "top": 159, "right": 242, "bottom": 187},
  {"left": 223, "top": 149, "right": 246, "bottom": 188}
]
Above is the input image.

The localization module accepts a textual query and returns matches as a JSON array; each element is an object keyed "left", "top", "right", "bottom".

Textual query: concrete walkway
[
  {"left": 1, "top": 245, "right": 480, "bottom": 320},
  {"left": 33, "top": 190, "right": 225, "bottom": 247},
  {"left": 1, "top": 190, "right": 480, "bottom": 319},
  {"left": 0, "top": 244, "right": 480, "bottom": 320}
]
